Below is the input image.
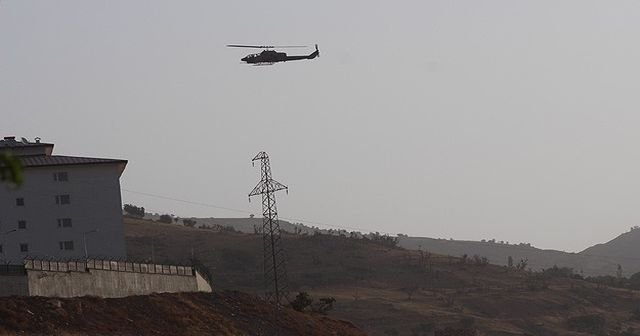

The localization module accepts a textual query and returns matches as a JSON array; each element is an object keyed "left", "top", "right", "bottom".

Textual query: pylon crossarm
[{"left": 248, "top": 180, "right": 288, "bottom": 197}]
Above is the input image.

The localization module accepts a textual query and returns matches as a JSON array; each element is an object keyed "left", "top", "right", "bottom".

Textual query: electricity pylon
[{"left": 249, "top": 151, "right": 289, "bottom": 305}]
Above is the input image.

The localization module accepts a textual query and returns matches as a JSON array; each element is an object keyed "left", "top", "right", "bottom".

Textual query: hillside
[
  {"left": 141, "top": 214, "right": 313, "bottom": 235},
  {"left": 125, "top": 218, "right": 640, "bottom": 336},
  {"left": 580, "top": 228, "right": 640, "bottom": 259},
  {"left": 0, "top": 291, "right": 364, "bottom": 336},
  {"left": 160, "top": 215, "right": 640, "bottom": 278},
  {"left": 398, "top": 236, "right": 640, "bottom": 277}
]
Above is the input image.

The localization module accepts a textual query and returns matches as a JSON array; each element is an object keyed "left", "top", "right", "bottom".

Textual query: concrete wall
[
  {"left": 0, "top": 269, "right": 211, "bottom": 298},
  {"left": 27, "top": 269, "right": 209, "bottom": 298}
]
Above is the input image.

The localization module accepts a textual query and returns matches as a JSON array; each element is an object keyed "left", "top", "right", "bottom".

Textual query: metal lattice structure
[{"left": 249, "top": 151, "right": 289, "bottom": 305}]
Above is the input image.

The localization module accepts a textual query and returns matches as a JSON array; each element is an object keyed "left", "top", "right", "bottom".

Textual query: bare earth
[
  {"left": 124, "top": 217, "right": 640, "bottom": 336},
  {"left": 0, "top": 291, "right": 364, "bottom": 336}
]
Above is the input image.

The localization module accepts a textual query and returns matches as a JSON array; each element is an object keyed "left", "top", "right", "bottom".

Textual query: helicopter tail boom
[{"left": 288, "top": 44, "right": 319, "bottom": 61}]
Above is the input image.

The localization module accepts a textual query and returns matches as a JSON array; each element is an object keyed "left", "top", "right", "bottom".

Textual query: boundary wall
[{"left": 0, "top": 258, "right": 212, "bottom": 298}]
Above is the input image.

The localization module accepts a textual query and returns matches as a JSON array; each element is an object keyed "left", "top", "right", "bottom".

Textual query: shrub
[
  {"left": 631, "top": 306, "right": 640, "bottom": 321},
  {"left": 542, "top": 265, "right": 575, "bottom": 278},
  {"left": 472, "top": 254, "right": 489, "bottom": 266},
  {"left": 567, "top": 314, "right": 606, "bottom": 334},
  {"left": 411, "top": 322, "right": 434, "bottom": 336},
  {"left": 311, "top": 297, "right": 336, "bottom": 314},
  {"left": 629, "top": 272, "right": 640, "bottom": 290},
  {"left": 158, "top": 214, "right": 173, "bottom": 224},
  {"left": 367, "top": 232, "right": 399, "bottom": 247},
  {"left": 460, "top": 254, "right": 468, "bottom": 264},
  {"left": 459, "top": 316, "right": 475, "bottom": 329},
  {"left": 290, "top": 292, "right": 313, "bottom": 312},
  {"left": 516, "top": 258, "right": 528, "bottom": 271},
  {"left": 384, "top": 328, "right": 400, "bottom": 336},
  {"left": 183, "top": 218, "right": 197, "bottom": 227}
]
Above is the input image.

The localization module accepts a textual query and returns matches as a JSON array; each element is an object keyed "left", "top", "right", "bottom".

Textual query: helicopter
[{"left": 227, "top": 44, "right": 319, "bottom": 65}]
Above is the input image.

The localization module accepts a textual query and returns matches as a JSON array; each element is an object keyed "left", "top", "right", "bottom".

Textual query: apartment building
[{"left": 0, "top": 136, "right": 127, "bottom": 263}]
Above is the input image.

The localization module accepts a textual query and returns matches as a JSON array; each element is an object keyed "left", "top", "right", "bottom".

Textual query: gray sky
[{"left": 2, "top": 1, "right": 640, "bottom": 252}]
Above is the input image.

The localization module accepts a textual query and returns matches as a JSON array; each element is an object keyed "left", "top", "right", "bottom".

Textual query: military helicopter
[{"left": 227, "top": 44, "right": 319, "bottom": 65}]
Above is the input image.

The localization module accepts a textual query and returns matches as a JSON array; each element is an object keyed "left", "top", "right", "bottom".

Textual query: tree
[
  {"left": 183, "top": 218, "right": 197, "bottom": 227},
  {"left": 158, "top": 214, "right": 173, "bottom": 224},
  {"left": 617, "top": 264, "right": 624, "bottom": 279},
  {"left": 0, "top": 153, "right": 23, "bottom": 186},
  {"left": 123, "top": 204, "right": 145, "bottom": 218},
  {"left": 516, "top": 258, "right": 528, "bottom": 271},
  {"left": 253, "top": 224, "right": 262, "bottom": 234},
  {"left": 290, "top": 292, "right": 313, "bottom": 312},
  {"left": 311, "top": 297, "right": 336, "bottom": 314},
  {"left": 630, "top": 272, "right": 640, "bottom": 290},
  {"left": 367, "top": 232, "right": 399, "bottom": 247},
  {"left": 402, "top": 285, "right": 419, "bottom": 301},
  {"left": 460, "top": 254, "right": 468, "bottom": 264}
]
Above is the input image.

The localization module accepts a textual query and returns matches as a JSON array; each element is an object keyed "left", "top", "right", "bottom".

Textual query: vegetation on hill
[
  {"left": 123, "top": 204, "right": 145, "bottom": 218},
  {"left": 125, "top": 217, "right": 640, "bottom": 335},
  {"left": 399, "top": 235, "right": 640, "bottom": 277}
]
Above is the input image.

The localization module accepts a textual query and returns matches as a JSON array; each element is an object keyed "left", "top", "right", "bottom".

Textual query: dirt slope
[
  {"left": 0, "top": 291, "right": 364, "bottom": 336},
  {"left": 125, "top": 218, "right": 640, "bottom": 336}
]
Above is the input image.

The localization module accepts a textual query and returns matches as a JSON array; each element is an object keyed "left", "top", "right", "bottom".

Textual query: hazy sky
[{"left": 3, "top": 1, "right": 640, "bottom": 252}]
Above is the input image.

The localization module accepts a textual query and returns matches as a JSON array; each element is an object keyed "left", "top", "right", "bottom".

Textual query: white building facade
[{"left": 0, "top": 136, "right": 127, "bottom": 263}]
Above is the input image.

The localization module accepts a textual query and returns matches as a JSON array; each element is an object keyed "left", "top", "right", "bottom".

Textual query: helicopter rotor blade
[
  {"left": 227, "top": 44, "right": 308, "bottom": 49},
  {"left": 227, "top": 45, "right": 272, "bottom": 49}
]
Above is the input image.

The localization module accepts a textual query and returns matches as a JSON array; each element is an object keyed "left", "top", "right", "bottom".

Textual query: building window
[
  {"left": 16, "top": 198, "right": 24, "bottom": 206},
  {"left": 57, "top": 218, "right": 72, "bottom": 228},
  {"left": 18, "top": 220, "right": 26, "bottom": 229},
  {"left": 19, "top": 243, "right": 28, "bottom": 253},
  {"left": 59, "top": 241, "right": 74, "bottom": 251},
  {"left": 53, "top": 172, "right": 69, "bottom": 182},
  {"left": 55, "top": 194, "right": 71, "bottom": 205}
]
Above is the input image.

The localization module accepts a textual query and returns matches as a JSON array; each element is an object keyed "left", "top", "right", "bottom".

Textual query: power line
[
  {"left": 122, "top": 189, "right": 250, "bottom": 215},
  {"left": 121, "top": 188, "right": 389, "bottom": 234}
]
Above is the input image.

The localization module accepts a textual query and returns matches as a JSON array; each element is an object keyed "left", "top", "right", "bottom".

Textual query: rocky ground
[{"left": 0, "top": 291, "right": 365, "bottom": 336}]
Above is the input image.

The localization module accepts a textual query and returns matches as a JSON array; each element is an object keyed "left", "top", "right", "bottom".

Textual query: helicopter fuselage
[{"left": 241, "top": 47, "right": 319, "bottom": 65}]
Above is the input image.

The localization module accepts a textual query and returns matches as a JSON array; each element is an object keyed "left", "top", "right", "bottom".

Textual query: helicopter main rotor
[{"left": 226, "top": 44, "right": 307, "bottom": 49}]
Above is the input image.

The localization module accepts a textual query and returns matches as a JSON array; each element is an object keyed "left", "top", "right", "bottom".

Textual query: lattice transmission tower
[{"left": 249, "top": 151, "right": 289, "bottom": 305}]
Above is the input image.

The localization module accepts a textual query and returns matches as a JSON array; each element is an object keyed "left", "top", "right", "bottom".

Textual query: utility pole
[{"left": 249, "top": 151, "right": 289, "bottom": 305}]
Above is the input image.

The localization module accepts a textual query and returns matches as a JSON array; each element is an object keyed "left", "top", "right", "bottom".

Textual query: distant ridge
[
  {"left": 579, "top": 228, "right": 640, "bottom": 258},
  {"left": 399, "top": 231, "right": 640, "bottom": 277}
]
